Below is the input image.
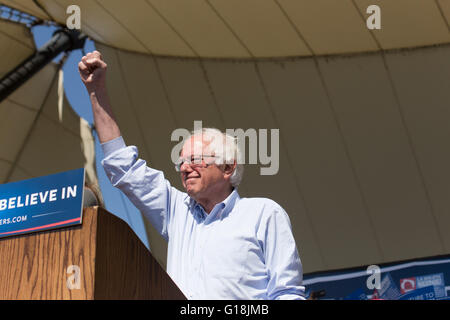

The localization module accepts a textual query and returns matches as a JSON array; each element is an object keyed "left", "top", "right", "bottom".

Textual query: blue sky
[{"left": 31, "top": 25, "right": 151, "bottom": 250}]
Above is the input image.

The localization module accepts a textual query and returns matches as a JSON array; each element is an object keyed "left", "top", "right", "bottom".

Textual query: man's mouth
[{"left": 185, "top": 176, "right": 199, "bottom": 183}]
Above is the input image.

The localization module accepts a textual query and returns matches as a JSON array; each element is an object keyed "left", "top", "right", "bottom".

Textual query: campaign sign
[
  {"left": 0, "top": 168, "right": 85, "bottom": 239},
  {"left": 304, "top": 255, "right": 450, "bottom": 300},
  {"left": 379, "top": 273, "right": 401, "bottom": 300},
  {"left": 400, "top": 273, "right": 446, "bottom": 298},
  {"left": 399, "top": 286, "right": 436, "bottom": 300},
  {"left": 416, "top": 273, "right": 446, "bottom": 298},
  {"left": 344, "top": 288, "right": 368, "bottom": 300}
]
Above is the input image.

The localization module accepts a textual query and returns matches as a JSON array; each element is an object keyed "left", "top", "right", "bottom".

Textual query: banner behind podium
[{"left": 0, "top": 168, "right": 85, "bottom": 238}]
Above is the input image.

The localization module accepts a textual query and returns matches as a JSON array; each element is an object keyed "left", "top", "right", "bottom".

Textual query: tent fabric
[
  {"left": 96, "top": 42, "right": 450, "bottom": 273},
  {"left": 4, "top": 0, "right": 450, "bottom": 58},
  {"left": 0, "top": 19, "right": 35, "bottom": 77},
  {"left": 1, "top": 0, "right": 51, "bottom": 21},
  {"left": 0, "top": 20, "right": 95, "bottom": 187},
  {"left": 0, "top": 61, "right": 96, "bottom": 185}
]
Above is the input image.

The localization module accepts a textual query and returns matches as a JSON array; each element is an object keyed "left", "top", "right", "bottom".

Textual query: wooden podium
[{"left": 0, "top": 207, "right": 186, "bottom": 300}]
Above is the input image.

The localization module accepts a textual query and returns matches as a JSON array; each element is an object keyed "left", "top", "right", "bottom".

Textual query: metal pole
[{"left": 0, "top": 28, "right": 87, "bottom": 102}]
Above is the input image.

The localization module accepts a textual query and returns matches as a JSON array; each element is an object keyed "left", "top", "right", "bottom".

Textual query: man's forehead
[{"left": 181, "top": 135, "right": 211, "bottom": 156}]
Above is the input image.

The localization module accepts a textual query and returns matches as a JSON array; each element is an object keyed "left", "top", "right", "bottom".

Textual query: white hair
[{"left": 189, "top": 127, "right": 244, "bottom": 187}]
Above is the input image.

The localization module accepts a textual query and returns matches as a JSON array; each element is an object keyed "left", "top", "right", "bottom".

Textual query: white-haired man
[{"left": 79, "top": 51, "right": 306, "bottom": 300}]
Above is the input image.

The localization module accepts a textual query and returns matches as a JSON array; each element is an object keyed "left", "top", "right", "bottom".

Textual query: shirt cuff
[{"left": 101, "top": 136, "right": 126, "bottom": 158}]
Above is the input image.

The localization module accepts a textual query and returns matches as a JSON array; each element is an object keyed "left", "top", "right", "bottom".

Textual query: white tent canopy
[
  {"left": 2, "top": 0, "right": 450, "bottom": 58},
  {"left": 0, "top": 19, "right": 34, "bottom": 77}
]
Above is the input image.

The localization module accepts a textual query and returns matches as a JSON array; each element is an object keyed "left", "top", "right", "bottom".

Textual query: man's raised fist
[{"left": 78, "top": 51, "right": 107, "bottom": 90}]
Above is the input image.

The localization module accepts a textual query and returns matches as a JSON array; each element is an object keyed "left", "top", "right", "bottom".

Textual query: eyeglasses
[{"left": 174, "top": 155, "right": 220, "bottom": 172}]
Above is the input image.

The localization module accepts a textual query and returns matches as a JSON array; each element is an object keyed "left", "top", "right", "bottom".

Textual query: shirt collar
[
  {"left": 184, "top": 188, "right": 240, "bottom": 222},
  {"left": 220, "top": 188, "right": 240, "bottom": 215}
]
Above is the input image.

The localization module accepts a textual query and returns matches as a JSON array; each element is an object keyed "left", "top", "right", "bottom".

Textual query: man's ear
[{"left": 223, "top": 161, "right": 237, "bottom": 178}]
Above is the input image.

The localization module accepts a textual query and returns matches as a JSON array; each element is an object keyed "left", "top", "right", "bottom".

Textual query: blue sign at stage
[
  {"left": 0, "top": 168, "right": 85, "bottom": 239},
  {"left": 399, "top": 286, "right": 436, "bottom": 300},
  {"left": 304, "top": 256, "right": 450, "bottom": 300},
  {"left": 379, "top": 273, "right": 401, "bottom": 300}
]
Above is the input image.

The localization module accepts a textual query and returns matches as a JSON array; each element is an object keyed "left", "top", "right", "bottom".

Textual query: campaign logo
[
  {"left": 400, "top": 277, "right": 416, "bottom": 294},
  {"left": 399, "top": 273, "right": 446, "bottom": 298}
]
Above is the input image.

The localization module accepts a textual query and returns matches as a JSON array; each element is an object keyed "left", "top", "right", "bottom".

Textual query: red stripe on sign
[{"left": 0, "top": 218, "right": 81, "bottom": 236}]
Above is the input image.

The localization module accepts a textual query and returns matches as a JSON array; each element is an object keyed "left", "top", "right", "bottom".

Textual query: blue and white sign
[
  {"left": 399, "top": 286, "right": 436, "bottom": 300},
  {"left": 345, "top": 288, "right": 368, "bottom": 300},
  {"left": 0, "top": 168, "right": 85, "bottom": 239},
  {"left": 416, "top": 273, "right": 446, "bottom": 298},
  {"left": 379, "top": 273, "right": 401, "bottom": 300},
  {"left": 304, "top": 256, "right": 450, "bottom": 300}
]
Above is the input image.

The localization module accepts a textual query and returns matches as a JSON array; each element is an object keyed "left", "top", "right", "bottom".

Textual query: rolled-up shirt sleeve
[
  {"left": 261, "top": 203, "right": 306, "bottom": 300},
  {"left": 100, "top": 136, "right": 181, "bottom": 241}
]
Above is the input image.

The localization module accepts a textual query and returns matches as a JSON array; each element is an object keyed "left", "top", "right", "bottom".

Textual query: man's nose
[{"left": 180, "top": 161, "right": 193, "bottom": 172}]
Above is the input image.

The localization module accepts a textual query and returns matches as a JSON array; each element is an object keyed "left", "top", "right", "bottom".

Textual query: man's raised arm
[
  {"left": 78, "top": 51, "right": 121, "bottom": 143},
  {"left": 78, "top": 51, "right": 178, "bottom": 240}
]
